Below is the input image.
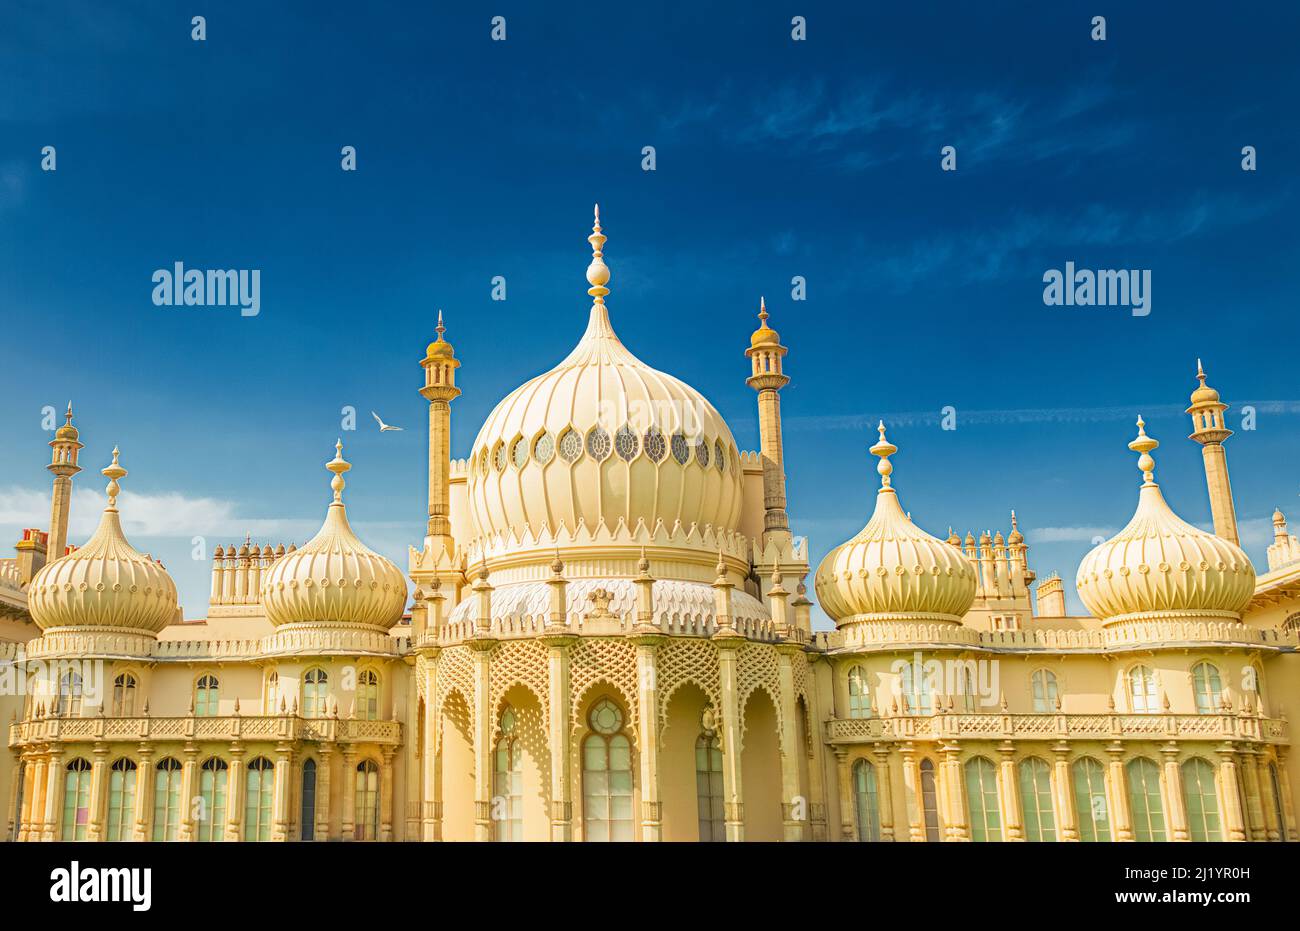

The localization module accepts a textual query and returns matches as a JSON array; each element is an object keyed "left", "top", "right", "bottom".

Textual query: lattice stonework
[
  {"left": 569, "top": 637, "right": 640, "bottom": 739},
  {"left": 490, "top": 638, "right": 552, "bottom": 734},
  {"left": 434, "top": 645, "right": 476, "bottom": 725},
  {"left": 656, "top": 637, "right": 721, "bottom": 732},
  {"left": 737, "top": 642, "right": 783, "bottom": 748},
  {"left": 791, "top": 652, "right": 809, "bottom": 705}
]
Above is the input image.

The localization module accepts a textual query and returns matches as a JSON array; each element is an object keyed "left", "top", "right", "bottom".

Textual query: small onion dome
[
  {"left": 750, "top": 296, "right": 781, "bottom": 348},
  {"left": 425, "top": 310, "right": 456, "bottom": 360},
  {"left": 53, "top": 402, "right": 79, "bottom": 441},
  {"left": 1008, "top": 511, "right": 1024, "bottom": 545},
  {"left": 261, "top": 440, "right": 406, "bottom": 629},
  {"left": 814, "top": 423, "right": 977, "bottom": 624},
  {"left": 1076, "top": 417, "right": 1254, "bottom": 622},
  {"left": 1189, "top": 359, "right": 1221, "bottom": 406},
  {"left": 28, "top": 448, "right": 179, "bottom": 634}
]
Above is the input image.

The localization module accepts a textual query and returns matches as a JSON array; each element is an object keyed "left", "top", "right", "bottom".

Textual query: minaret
[
  {"left": 1186, "top": 359, "right": 1239, "bottom": 547},
  {"left": 46, "top": 402, "right": 83, "bottom": 564},
  {"left": 745, "top": 298, "right": 791, "bottom": 540},
  {"left": 420, "top": 310, "right": 461, "bottom": 551}
]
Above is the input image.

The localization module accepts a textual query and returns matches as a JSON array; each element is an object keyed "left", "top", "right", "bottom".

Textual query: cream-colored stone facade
[{"left": 2, "top": 209, "right": 1297, "bottom": 843}]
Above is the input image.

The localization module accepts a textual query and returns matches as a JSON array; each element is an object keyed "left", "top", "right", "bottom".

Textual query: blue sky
[{"left": 1, "top": 1, "right": 1298, "bottom": 623}]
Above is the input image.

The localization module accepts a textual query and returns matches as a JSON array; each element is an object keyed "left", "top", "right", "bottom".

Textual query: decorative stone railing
[
  {"left": 816, "top": 623, "right": 1294, "bottom": 654},
  {"left": 825, "top": 711, "right": 1287, "bottom": 745},
  {"left": 9, "top": 714, "right": 402, "bottom": 748},
  {"left": 419, "top": 612, "right": 783, "bottom": 648}
]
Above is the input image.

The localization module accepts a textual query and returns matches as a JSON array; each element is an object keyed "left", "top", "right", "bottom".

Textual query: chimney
[
  {"left": 1035, "top": 574, "right": 1066, "bottom": 617},
  {"left": 14, "top": 528, "right": 48, "bottom": 584}
]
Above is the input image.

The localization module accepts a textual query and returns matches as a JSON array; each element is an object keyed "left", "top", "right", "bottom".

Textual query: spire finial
[
  {"left": 436, "top": 309, "right": 446, "bottom": 340},
  {"left": 869, "top": 421, "right": 898, "bottom": 489},
  {"left": 1010, "top": 509, "right": 1018, "bottom": 531},
  {"left": 65, "top": 401, "right": 73, "bottom": 425},
  {"left": 758, "top": 296, "right": 769, "bottom": 326},
  {"left": 586, "top": 204, "right": 610, "bottom": 305},
  {"left": 327, "top": 438, "right": 351, "bottom": 503},
  {"left": 1128, "top": 415, "right": 1159, "bottom": 485},
  {"left": 102, "top": 446, "right": 126, "bottom": 508},
  {"left": 1196, "top": 357, "right": 1206, "bottom": 386}
]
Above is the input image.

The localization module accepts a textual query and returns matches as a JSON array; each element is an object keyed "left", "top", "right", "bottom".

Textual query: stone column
[
  {"left": 1239, "top": 750, "right": 1267, "bottom": 841},
  {"left": 804, "top": 656, "right": 831, "bottom": 841},
  {"left": 775, "top": 645, "right": 806, "bottom": 841},
  {"left": 134, "top": 745, "right": 155, "bottom": 841},
  {"left": 178, "top": 744, "right": 199, "bottom": 842},
  {"left": 873, "top": 744, "right": 895, "bottom": 841},
  {"left": 24, "top": 756, "right": 46, "bottom": 843},
  {"left": 1105, "top": 743, "right": 1134, "bottom": 841},
  {"left": 42, "top": 747, "right": 65, "bottom": 841},
  {"left": 1276, "top": 751, "right": 1298, "bottom": 839},
  {"left": 273, "top": 742, "right": 293, "bottom": 841},
  {"left": 996, "top": 742, "right": 1024, "bottom": 841},
  {"left": 17, "top": 757, "right": 37, "bottom": 842},
  {"left": 833, "top": 748, "right": 855, "bottom": 841},
  {"left": 86, "top": 742, "right": 109, "bottom": 841},
  {"left": 341, "top": 747, "right": 357, "bottom": 840},
  {"left": 899, "top": 743, "right": 923, "bottom": 842},
  {"left": 316, "top": 744, "right": 333, "bottom": 841},
  {"left": 421, "top": 650, "right": 441, "bottom": 841},
  {"left": 1256, "top": 754, "right": 1281, "bottom": 842},
  {"left": 1216, "top": 744, "right": 1248, "bottom": 841},
  {"left": 404, "top": 666, "right": 420, "bottom": 842},
  {"left": 1159, "top": 743, "right": 1189, "bottom": 841},
  {"left": 633, "top": 634, "right": 663, "bottom": 841},
  {"left": 543, "top": 635, "right": 575, "bottom": 841},
  {"left": 938, "top": 741, "right": 969, "bottom": 841},
  {"left": 715, "top": 639, "right": 745, "bottom": 842},
  {"left": 1052, "top": 742, "right": 1079, "bottom": 841},
  {"left": 5, "top": 753, "right": 21, "bottom": 842},
  {"left": 380, "top": 747, "right": 395, "bottom": 842},
  {"left": 469, "top": 640, "right": 495, "bottom": 842},
  {"left": 226, "top": 744, "right": 246, "bottom": 841}
]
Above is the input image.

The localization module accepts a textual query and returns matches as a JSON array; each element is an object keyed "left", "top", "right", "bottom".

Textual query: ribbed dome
[
  {"left": 814, "top": 425, "right": 977, "bottom": 624},
  {"left": 28, "top": 449, "right": 179, "bottom": 634},
  {"left": 466, "top": 209, "right": 743, "bottom": 544},
  {"left": 261, "top": 442, "right": 407, "bottom": 629},
  {"left": 1076, "top": 418, "right": 1254, "bottom": 622}
]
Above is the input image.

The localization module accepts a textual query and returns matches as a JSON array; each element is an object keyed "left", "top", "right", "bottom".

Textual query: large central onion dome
[
  {"left": 262, "top": 441, "right": 407, "bottom": 629},
  {"left": 1076, "top": 417, "right": 1254, "bottom": 622},
  {"left": 466, "top": 207, "right": 743, "bottom": 543},
  {"left": 815, "top": 424, "right": 977, "bottom": 624},
  {"left": 29, "top": 448, "right": 179, "bottom": 634}
]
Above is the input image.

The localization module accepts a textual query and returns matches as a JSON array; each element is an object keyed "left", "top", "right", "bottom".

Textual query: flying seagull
[{"left": 371, "top": 411, "right": 404, "bottom": 432}]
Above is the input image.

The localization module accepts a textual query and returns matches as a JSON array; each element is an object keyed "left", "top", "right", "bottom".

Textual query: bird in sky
[{"left": 371, "top": 411, "right": 404, "bottom": 432}]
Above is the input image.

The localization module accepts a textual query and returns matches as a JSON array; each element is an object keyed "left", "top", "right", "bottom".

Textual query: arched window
[
  {"left": 1126, "top": 758, "right": 1166, "bottom": 841},
  {"left": 264, "top": 671, "right": 279, "bottom": 713},
  {"left": 1072, "top": 757, "right": 1110, "bottom": 842},
  {"left": 1191, "top": 662, "right": 1223, "bottom": 715},
  {"left": 1018, "top": 757, "right": 1056, "bottom": 841},
  {"left": 62, "top": 758, "right": 92, "bottom": 840},
  {"left": 695, "top": 732, "right": 724, "bottom": 842},
  {"left": 1127, "top": 666, "right": 1158, "bottom": 714},
  {"left": 493, "top": 708, "right": 523, "bottom": 842},
  {"left": 1181, "top": 757, "right": 1221, "bottom": 841},
  {"left": 1031, "top": 669, "right": 1058, "bottom": 713},
  {"left": 112, "top": 674, "right": 137, "bottom": 716},
  {"left": 56, "top": 670, "right": 82, "bottom": 716},
  {"left": 194, "top": 675, "right": 219, "bottom": 717},
  {"left": 358, "top": 669, "right": 380, "bottom": 721},
  {"left": 300, "top": 759, "right": 317, "bottom": 841},
  {"left": 355, "top": 760, "right": 380, "bottom": 841},
  {"left": 106, "top": 758, "right": 137, "bottom": 842},
  {"left": 847, "top": 666, "right": 871, "bottom": 718},
  {"left": 919, "top": 759, "right": 941, "bottom": 842},
  {"left": 244, "top": 758, "right": 274, "bottom": 842},
  {"left": 901, "top": 661, "right": 933, "bottom": 715},
  {"left": 304, "top": 668, "right": 329, "bottom": 718},
  {"left": 852, "top": 759, "right": 881, "bottom": 842},
  {"left": 152, "top": 758, "right": 183, "bottom": 841},
  {"left": 965, "top": 756, "right": 1002, "bottom": 842},
  {"left": 197, "top": 758, "right": 228, "bottom": 842},
  {"left": 582, "top": 699, "right": 633, "bottom": 842}
]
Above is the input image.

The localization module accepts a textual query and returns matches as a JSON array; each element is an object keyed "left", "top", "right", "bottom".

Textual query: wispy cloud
[{"left": 1028, "top": 525, "right": 1118, "bottom": 544}]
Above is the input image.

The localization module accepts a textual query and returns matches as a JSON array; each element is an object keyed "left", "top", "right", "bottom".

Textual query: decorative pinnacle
[
  {"left": 758, "top": 296, "right": 769, "bottom": 326},
  {"left": 1128, "top": 415, "right": 1159, "bottom": 484},
  {"left": 436, "top": 309, "right": 446, "bottom": 340},
  {"left": 586, "top": 204, "right": 610, "bottom": 304},
  {"left": 327, "top": 438, "right": 351, "bottom": 503},
  {"left": 102, "top": 447, "right": 127, "bottom": 507},
  {"left": 870, "top": 421, "right": 898, "bottom": 489},
  {"left": 1196, "top": 357, "right": 1206, "bottom": 385},
  {"left": 64, "top": 401, "right": 73, "bottom": 426}
]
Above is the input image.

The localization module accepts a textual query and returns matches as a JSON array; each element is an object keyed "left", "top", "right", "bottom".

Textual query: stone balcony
[
  {"left": 825, "top": 711, "right": 1288, "bottom": 745},
  {"left": 8, "top": 713, "right": 403, "bottom": 748}
]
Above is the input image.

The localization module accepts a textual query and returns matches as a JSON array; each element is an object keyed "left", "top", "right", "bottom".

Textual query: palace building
[{"left": 2, "top": 208, "right": 1299, "bottom": 843}]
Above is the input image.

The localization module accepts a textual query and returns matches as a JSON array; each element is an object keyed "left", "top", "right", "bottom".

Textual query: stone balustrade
[{"left": 8, "top": 713, "right": 402, "bottom": 748}]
